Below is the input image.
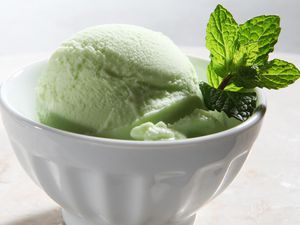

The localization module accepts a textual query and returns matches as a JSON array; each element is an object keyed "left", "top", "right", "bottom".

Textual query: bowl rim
[{"left": 0, "top": 57, "right": 267, "bottom": 147}]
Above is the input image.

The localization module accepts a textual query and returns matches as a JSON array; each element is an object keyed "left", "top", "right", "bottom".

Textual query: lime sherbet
[
  {"left": 130, "top": 109, "right": 241, "bottom": 140},
  {"left": 36, "top": 25, "right": 202, "bottom": 139},
  {"left": 130, "top": 121, "right": 186, "bottom": 141}
]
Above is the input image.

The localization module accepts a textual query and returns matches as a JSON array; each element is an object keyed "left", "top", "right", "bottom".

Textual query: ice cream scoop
[{"left": 36, "top": 24, "right": 202, "bottom": 139}]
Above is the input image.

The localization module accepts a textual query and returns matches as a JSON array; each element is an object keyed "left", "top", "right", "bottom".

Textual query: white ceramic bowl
[{"left": 0, "top": 57, "right": 266, "bottom": 225}]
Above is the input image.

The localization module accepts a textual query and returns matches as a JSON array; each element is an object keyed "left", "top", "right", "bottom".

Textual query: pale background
[{"left": 0, "top": 0, "right": 299, "bottom": 55}]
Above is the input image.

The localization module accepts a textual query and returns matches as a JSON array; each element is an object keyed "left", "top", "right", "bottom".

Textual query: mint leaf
[
  {"left": 206, "top": 4, "right": 239, "bottom": 76},
  {"left": 238, "top": 15, "right": 280, "bottom": 66},
  {"left": 231, "top": 66, "right": 260, "bottom": 89},
  {"left": 207, "top": 61, "right": 223, "bottom": 88},
  {"left": 199, "top": 82, "right": 257, "bottom": 121},
  {"left": 257, "top": 59, "right": 300, "bottom": 89},
  {"left": 233, "top": 43, "right": 260, "bottom": 67},
  {"left": 208, "top": 61, "right": 243, "bottom": 91}
]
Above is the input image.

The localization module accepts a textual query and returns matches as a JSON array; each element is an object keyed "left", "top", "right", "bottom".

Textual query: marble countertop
[{"left": 0, "top": 48, "right": 300, "bottom": 225}]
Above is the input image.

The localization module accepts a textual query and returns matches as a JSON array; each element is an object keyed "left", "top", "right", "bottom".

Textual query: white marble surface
[{"left": 0, "top": 48, "right": 300, "bottom": 225}]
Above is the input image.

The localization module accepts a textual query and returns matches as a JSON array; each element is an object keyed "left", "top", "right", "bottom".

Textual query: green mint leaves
[
  {"left": 206, "top": 4, "right": 239, "bottom": 78},
  {"left": 201, "top": 4, "right": 300, "bottom": 121},
  {"left": 257, "top": 59, "right": 300, "bottom": 89},
  {"left": 237, "top": 15, "right": 281, "bottom": 66},
  {"left": 200, "top": 82, "right": 257, "bottom": 121}
]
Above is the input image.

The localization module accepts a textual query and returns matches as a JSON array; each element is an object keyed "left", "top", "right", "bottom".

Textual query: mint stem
[{"left": 218, "top": 74, "right": 232, "bottom": 90}]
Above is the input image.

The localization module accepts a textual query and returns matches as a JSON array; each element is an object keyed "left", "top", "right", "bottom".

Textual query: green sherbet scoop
[{"left": 36, "top": 24, "right": 202, "bottom": 139}]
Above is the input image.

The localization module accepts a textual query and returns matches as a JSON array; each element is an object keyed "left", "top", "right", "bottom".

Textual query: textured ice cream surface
[
  {"left": 170, "top": 109, "right": 241, "bottom": 138},
  {"left": 36, "top": 24, "right": 202, "bottom": 139},
  {"left": 130, "top": 109, "right": 241, "bottom": 140},
  {"left": 130, "top": 121, "right": 186, "bottom": 141}
]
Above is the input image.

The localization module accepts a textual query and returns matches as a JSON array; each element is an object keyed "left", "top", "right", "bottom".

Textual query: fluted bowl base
[{"left": 62, "top": 209, "right": 196, "bottom": 225}]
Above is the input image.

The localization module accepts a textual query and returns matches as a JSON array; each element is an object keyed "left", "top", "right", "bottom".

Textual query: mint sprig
[{"left": 202, "top": 4, "right": 300, "bottom": 121}]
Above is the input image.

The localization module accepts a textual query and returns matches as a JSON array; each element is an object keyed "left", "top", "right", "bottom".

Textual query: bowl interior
[{"left": 1, "top": 60, "right": 47, "bottom": 121}]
